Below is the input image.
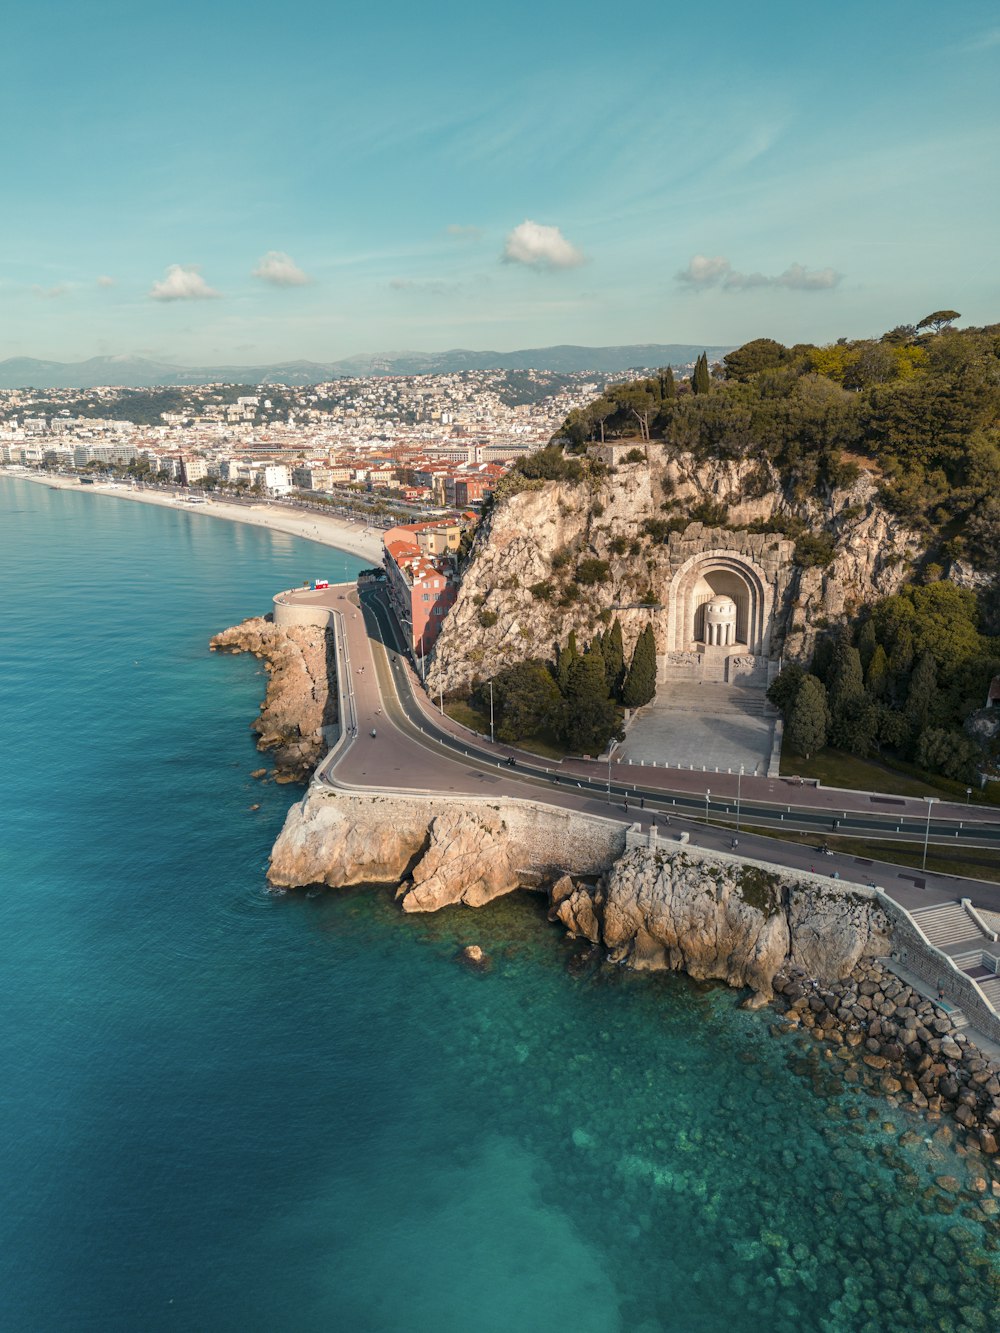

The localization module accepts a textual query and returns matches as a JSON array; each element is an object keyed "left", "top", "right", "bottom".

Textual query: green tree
[
  {"left": 766, "top": 662, "right": 804, "bottom": 714},
  {"left": 904, "top": 652, "right": 938, "bottom": 747},
  {"left": 557, "top": 632, "right": 578, "bottom": 694},
  {"left": 865, "top": 643, "right": 890, "bottom": 699},
  {"left": 603, "top": 618, "right": 625, "bottom": 697},
  {"left": 723, "top": 338, "right": 788, "bottom": 382},
  {"left": 786, "top": 675, "right": 830, "bottom": 759},
  {"left": 559, "top": 645, "right": 620, "bottom": 754},
  {"left": 488, "top": 661, "right": 562, "bottom": 743},
  {"left": 857, "top": 619, "right": 877, "bottom": 671},
  {"left": 828, "top": 641, "right": 865, "bottom": 746},
  {"left": 916, "top": 727, "right": 980, "bottom": 782},
  {"left": 692, "top": 352, "right": 711, "bottom": 396},
  {"left": 916, "top": 310, "right": 960, "bottom": 334},
  {"left": 622, "top": 625, "right": 657, "bottom": 708},
  {"left": 888, "top": 625, "right": 914, "bottom": 699},
  {"left": 658, "top": 366, "right": 676, "bottom": 400}
]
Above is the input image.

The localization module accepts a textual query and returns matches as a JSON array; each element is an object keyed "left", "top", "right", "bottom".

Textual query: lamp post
[
  {"left": 489, "top": 679, "right": 494, "bottom": 745},
  {"left": 966, "top": 787, "right": 972, "bottom": 806},
  {"left": 736, "top": 765, "right": 744, "bottom": 834},
  {"left": 921, "top": 796, "right": 938, "bottom": 871},
  {"left": 705, "top": 788, "right": 711, "bottom": 826},
  {"left": 606, "top": 740, "right": 619, "bottom": 804}
]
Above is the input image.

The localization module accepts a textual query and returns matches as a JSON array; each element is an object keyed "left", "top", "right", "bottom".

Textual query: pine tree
[
  {"left": 692, "top": 353, "right": 711, "bottom": 396},
  {"left": 888, "top": 625, "right": 914, "bottom": 701},
  {"left": 786, "top": 675, "right": 830, "bottom": 759},
  {"left": 603, "top": 617, "right": 625, "bottom": 697},
  {"left": 622, "top": 625, "right": 657, "bottom": 708}
]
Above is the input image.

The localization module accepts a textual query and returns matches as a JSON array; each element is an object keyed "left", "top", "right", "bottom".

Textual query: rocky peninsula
[{"left": 210, "top": 615, "right": 336, "bottom": 781}]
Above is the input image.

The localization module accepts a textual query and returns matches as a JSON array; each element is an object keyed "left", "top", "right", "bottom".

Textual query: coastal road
[{"left": 309, "top": 583, "right": 1000, "bottom": 914}]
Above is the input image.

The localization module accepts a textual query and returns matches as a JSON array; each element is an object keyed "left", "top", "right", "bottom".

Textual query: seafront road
[{"left": 303, "top": 583, "right": 1000, "bottom": 916}]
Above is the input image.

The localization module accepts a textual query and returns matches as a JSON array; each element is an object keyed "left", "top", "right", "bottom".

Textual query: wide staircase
[
  {"left": 650, "top": 682, "right": 776, "bottom": 718},
  {"left": 910, "top": 900, "right": 1000, "bottom": 1011}
]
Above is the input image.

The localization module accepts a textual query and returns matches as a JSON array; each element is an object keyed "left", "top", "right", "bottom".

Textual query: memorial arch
[{"left": 666, "top": 549, "right": 773, "bottom": 657}]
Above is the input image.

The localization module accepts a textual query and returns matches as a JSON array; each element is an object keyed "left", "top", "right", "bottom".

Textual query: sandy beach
[{"left": 5, "top": 471, "right": 384, "bottom": 565}]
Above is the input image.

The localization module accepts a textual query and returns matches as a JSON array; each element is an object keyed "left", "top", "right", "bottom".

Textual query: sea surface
[{"left": 2, "top": 475, "right": 998, "bottom": 1333}]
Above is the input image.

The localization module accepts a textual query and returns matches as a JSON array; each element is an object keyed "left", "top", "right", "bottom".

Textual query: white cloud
[
  {"left": 97, "top": 275, "right": 116, "bottom": 289},
  {"left": 149, "top": 264, "right": 221, "bottom": 301},
  {"left": 502, "top": 219, "right": 584, "bottom": 270},
  {"left": 676, "top": 254, "right": 840, "bottom": 292},
  {"left": 252, "top": 250, "right": 311, "bottom": 286}
]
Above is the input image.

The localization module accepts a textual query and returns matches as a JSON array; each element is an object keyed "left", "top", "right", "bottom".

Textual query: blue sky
[{"left": 2, "top": 0, "right": 998, "bottom": 363}]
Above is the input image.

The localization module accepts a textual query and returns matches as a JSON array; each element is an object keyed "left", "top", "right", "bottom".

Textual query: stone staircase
[
  {"left": 911, "top": 901, "right": 1000, "bottom": 1009},
  {"left": 912, "top": 901, "right": 982, "bottom": 949},
  {"left": 651, "top": 682, "right": 776, "bottom": 718}
]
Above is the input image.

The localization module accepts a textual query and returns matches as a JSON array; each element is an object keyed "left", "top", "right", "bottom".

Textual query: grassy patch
[
  {"left": 780, "top": 747, "right": 998, "bottom": 806},
  {"left": 735, "top": 865, "right": 783, "bottom": 915},
  {"left": 445, "top": 701, "right": 489, "bottom": 734}
]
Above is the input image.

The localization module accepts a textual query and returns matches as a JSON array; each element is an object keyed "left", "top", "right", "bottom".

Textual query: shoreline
[{"left": 3, "top": 470, "right": 383, "bottom": 565}]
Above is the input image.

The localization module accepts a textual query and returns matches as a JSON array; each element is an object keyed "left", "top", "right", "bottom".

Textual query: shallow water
[{"left": 2, "top": 476, "right": 997, "bottom": 1332}]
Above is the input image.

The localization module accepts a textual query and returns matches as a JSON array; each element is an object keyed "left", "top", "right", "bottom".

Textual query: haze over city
[{"left": 3, "top": 0, "right": 998, "bottom": 366}]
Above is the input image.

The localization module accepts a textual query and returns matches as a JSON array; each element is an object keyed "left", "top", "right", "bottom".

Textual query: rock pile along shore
[
  {"left": 770, "top": 959, "right": 1000, "bottom": 1188},
  {"left": 210, "top": 616, "right": 336, "bottom": 782}
]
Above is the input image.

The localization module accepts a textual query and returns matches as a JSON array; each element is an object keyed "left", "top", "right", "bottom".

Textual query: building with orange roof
[{"left": 382, "top": 518, "right": 466, "bottom": 660}]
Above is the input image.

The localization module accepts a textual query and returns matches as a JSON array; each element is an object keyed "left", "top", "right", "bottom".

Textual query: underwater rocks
[
  {"left": 211, "top": 615, "right": 335, "bottom": 781},
  {"left": 772, "top": 959, "right": 1000, "bottom": 1161}
]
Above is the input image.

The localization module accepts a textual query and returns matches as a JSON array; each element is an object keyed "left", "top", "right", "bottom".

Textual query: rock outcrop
[
  {"left": 210, "top": 616, "right": 336, "bottom": 780},
  {"left": 426, "top": 452, "right": 922, "bottom": 695},
  {"left": 553, "top": 847, "right": 890, "bottom": 1000}
]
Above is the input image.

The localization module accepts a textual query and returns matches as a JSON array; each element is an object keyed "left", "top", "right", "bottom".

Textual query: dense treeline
[
  {"left": 473, "top": 618, "right": 657, "bottom": 754},
  {"left": 556, "top": 316, "right": 1000, "bottom": 569},
  {"left": 768, "top": 581, "right": 1000, "bottom": 782}
]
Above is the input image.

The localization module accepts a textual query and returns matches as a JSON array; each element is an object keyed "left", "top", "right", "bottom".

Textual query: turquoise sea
[{"left": 2, "top": 476, "right": 998, "bottom": 1333}]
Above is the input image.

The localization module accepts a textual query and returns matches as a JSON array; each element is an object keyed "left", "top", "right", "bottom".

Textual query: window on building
[{"left": 422, "top": 593, "right": 430, "bottom": 601}]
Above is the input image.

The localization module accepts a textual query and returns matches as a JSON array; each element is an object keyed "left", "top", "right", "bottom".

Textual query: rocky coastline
[{"left": 210, "top": 615, "right": 336, "bottom": 781}]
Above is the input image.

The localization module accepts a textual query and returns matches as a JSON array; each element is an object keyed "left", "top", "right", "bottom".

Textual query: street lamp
[
  {"left": 966, "top": 787, "right": 972, "bottom": 806},
  {"left": 705, "top": 788, "right": 711, "bottom": 826},
  {"left": 489, "top": 679, "right": 495, "bottom": 745},
  {"left": 921, "top": 796, "right": 938, "bottom": 871},
  {"left": 736, "top": 765, "right": 744, "bottom": 834}
]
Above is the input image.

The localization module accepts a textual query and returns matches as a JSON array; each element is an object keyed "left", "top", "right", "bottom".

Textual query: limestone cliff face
[
  {"left": 210, "top": 616, "right": 335, "bottom": 780},
  {"left": 427, "top": 452, "right": 921, "bottom": 694},
  {"left": 553, "top": 847, "right": 890, "bottom": 1000}
]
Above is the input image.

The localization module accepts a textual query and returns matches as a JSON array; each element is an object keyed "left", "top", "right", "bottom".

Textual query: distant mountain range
[{"left": 0, "top": 344, "right": 735, "bottom": 389}]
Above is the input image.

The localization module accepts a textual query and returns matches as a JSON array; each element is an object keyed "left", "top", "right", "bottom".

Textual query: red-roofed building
[{"left": 382, "top": 519, "right": 465, "bottom": 659}]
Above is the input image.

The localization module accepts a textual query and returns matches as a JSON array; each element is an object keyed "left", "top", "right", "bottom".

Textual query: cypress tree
[
  {"left": 604, "top": 617, "right": 625, "bottom": 697},
  {"left": 865, "top": 643, "right": 889, "bottom": 699},
  {"left": 904, "top": 652, "right": 937, "bottom": 749},
  {"left": 888, "top": 625, "right": 914, "bottom": 700},
  {"left": 692, "top": 352, "right": 711, "bottom": 396},
  {"left": 857, "top": 619, "right": 877, "bottom": 672},
  {"left": 557, "top": 631, "right": 578, "bottom": 695},
  {"left": 560, "top": 644, "right": 619, "bottom": 754},
  {"left": 658, "top": 366, "right": 676, "bottom": 400},
  {"left": 786, "top": 675, "right": 830, "bottom": 759},
  {"left": 622, "top": 625, "right": 657, "bottom": 708}
]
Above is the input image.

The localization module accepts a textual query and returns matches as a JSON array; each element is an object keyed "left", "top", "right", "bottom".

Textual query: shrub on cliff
[
  {"left": 514, "top": 446, "right": 583, "bottom": 483},
  {"left": 786, "top": 675, "right": 830, "bottom": 759}
]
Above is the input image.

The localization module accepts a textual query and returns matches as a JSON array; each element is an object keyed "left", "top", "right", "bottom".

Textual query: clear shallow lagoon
[{"left": 2, "top": 476, "right": 998, "bottom": 1332}]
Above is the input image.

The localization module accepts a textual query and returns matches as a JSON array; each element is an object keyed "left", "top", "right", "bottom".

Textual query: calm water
[{"left": 2, "top": 476, "right": 998, "bottom": 1333}]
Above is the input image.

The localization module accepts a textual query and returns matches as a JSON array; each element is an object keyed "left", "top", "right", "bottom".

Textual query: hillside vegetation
[{"left": 556, "top": 316, "right": 1000, "bottom": 577}]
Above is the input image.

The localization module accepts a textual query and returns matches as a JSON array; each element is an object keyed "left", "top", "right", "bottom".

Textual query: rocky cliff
[
  {"left": 553, "top": 846, "right": 891, "bottom": 1001},
  {"left": 426, "top": 450, "right": 923, "bottom": 695},
  {"left": 269, "top": 786, "right": 888, "bottom": 998},
  {"left": 210, "top": 616, "right": 336, "bottom": 780}
]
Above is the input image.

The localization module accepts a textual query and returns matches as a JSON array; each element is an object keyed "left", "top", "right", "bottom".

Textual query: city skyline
[{"left": 2, "top": 0, "right": 998, "bottom": 362}]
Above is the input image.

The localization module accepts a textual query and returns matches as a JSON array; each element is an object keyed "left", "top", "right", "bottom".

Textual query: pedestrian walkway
[{"left": 618, "top": 681, "right": 777, "bottom": 775}]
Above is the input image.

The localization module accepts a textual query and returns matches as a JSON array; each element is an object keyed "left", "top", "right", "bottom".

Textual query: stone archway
[{"left": 666, "top": 549, "right": 772, "bottom": 656}]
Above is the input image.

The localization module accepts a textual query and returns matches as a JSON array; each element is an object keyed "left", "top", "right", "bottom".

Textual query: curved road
[{"left": 313, "top": 583, "right": 1000, "bottom": 914}]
